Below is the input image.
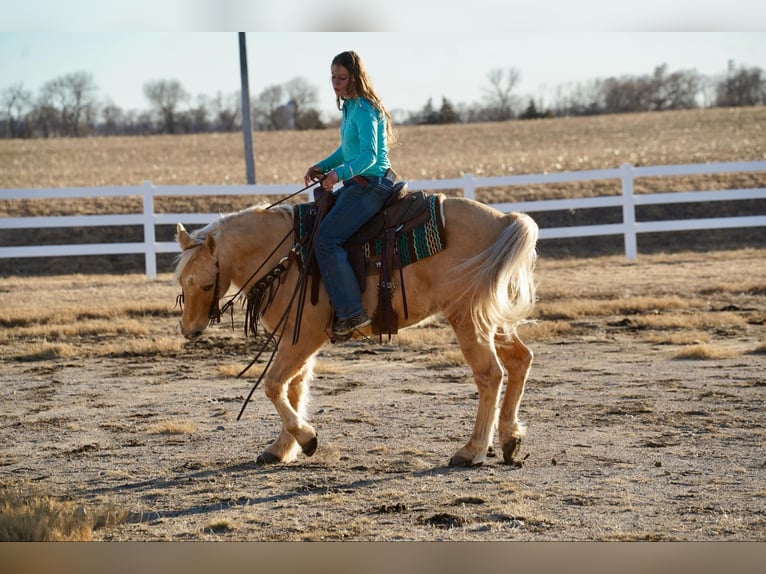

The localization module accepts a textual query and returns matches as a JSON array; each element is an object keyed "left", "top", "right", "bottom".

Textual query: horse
[{"left": 174, "top": 193, "right": 538, "bottom": 467}]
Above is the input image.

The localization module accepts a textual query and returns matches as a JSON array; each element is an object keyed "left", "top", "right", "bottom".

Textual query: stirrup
[{"left": 332, "top": 310, "right": 371, "bottom": 340}]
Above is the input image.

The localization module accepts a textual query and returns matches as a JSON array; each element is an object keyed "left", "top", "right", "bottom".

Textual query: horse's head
[{"left": 175, "top": 223, "right": 227, "bottom": 340}]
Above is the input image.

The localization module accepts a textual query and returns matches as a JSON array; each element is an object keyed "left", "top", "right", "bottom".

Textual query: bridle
[
  {"left": 175, "top": 176, "right": 324, "bottom": 321},
  {"left": 175, "top": 246, "right": 223, "bottom": 325},
  {"left": 176, "top": 229, "right": 293, "bottom": 326}
]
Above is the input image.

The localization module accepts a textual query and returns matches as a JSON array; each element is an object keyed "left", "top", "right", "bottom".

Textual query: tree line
[{"left": 1, "top": 61, "right": 764, "bottom": 138}]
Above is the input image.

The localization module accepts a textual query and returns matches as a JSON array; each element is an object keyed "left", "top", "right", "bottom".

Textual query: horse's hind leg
[
  {"left": 495, "top": 332, "right": 533, "bottom": 465},
  {"left": 447, "top": 320, "right": 504, "bottom": 467},
  {"left": 257, "top": 355, "right": 317, "bottom": 465}
]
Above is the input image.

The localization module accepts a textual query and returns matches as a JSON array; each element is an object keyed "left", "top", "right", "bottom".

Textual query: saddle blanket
[{"left": 293, "top": 192, "right": 447, "bottom": 274}]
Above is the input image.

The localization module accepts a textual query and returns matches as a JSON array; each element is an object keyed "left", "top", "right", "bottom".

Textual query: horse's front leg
[{"left": 257, "top": 356, "right": 316, "bottom": 464}]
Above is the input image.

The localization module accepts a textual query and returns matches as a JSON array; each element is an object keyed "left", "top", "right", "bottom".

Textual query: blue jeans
[{"left": 315, "top": 176, "right": 395, "bottom": 319}]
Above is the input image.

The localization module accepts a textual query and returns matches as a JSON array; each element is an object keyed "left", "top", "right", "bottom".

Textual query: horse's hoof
[
  {"left": 301, "top": 435, "right": 318, "bottom": 457},
  {"left": 448, "top": 455, "right": 484, "bottom": 468},
  {"left": 502, "top": 437, "right": 522, "bottom": 465},
  {"left": 256, "top": 452, "right": 281, "bottom": 465}
]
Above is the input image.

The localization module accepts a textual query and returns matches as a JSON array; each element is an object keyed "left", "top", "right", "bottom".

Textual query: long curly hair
[{"left": 332, "top": 50, "right": 398, "bottom": 146}]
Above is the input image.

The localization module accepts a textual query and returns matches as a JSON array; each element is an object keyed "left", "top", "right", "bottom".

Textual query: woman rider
[{"left": 304, "top": 50, "right": 398, "bottom": 341}]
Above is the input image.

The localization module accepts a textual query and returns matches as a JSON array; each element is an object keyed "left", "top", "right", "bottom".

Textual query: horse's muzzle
[{"left": 179, "top": 320, "right": 205, "bottom": 341}]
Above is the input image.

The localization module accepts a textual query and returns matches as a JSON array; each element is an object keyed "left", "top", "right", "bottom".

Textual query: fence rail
[{"left": 1, "top": 161, "right": 765, "bottom": 279}]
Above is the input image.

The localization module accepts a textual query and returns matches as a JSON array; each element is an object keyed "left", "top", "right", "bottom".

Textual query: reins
[
  {"left": 177, "top": 174, "right": 341, "bottom": 420},
  {"left": 189, "top": 177, "right": 327, "bottom": 419},
  {"left": 214, "top": 176, "right": 326, "bottom": 320},
  {"left": 234, "top": 184, "right": 333, "bottom": 419}
]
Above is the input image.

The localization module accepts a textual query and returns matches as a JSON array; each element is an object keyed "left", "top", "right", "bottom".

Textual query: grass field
[{"left": 2, "top": 106, "right": 765, "bottom": 208}]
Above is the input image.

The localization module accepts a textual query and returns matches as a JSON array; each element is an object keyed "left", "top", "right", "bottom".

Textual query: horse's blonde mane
[{"left": 173, "top": 203, "right": 294, "bottom": 279}]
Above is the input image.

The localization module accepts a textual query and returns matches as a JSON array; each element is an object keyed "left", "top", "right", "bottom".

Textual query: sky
[{"left": 1, "top": 2, "right": 765, "bottom": 122}]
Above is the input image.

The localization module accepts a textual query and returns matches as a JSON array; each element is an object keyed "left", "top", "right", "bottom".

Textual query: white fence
[{"left": 1, "top": 161, "right": 765, "bottom": 279}]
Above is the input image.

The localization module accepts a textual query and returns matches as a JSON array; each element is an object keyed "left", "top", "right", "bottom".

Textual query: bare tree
[
  {"left": 285, "top": 76, "right": 322, "bottom": 129},
  {"left": 663, "top": 69, "right": 701, "bottom": 109},
  {"left": 254, "top": 84, "right": 285, "bottom": 130},
  {"left": 29, "top": 101, "right": 59, "bottom": 138},
  {"left": 211, "top": 91, "right": 240, "bottom": 132},
  {"left": 101, "top": 99, "right": 124, "bottom": 136},
  {"left": 603, "top": 75, "right": 653, "bottom": 113},
  {"left": 39, "top": 71, "right": 98, "bottom": 136},
  {"left": 554, "top": 79, "right": 605, "bottom": 116},
  {"left": 188, "top": 94, "right": 211, "bottom": 133},
  {"left": 1, "top": 83, "right": 33, "bottom": 138},
  {"left": 143, "top": 79, "right": 189, "bottom": 134},
  {"left": 716, "top": 64, "right": 766, "bottom": 107},
  {"left": 483, "top": 67, "right": 520, "bottom": 120},
  {"left": 648, "top": 64, "right": 701, "bottom": 110}
]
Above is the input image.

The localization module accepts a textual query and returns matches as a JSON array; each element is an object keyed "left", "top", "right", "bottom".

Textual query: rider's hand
[
  {"left": 304, "top": 165, "right": 323, "bottom": 186},
  {"left": 321, "top": 170, "right": 339, "bottom": 191}
]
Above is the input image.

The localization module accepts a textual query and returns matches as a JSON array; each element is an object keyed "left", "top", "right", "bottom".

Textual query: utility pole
[{"left": 239, "top": 32, "right": 255, "bottom": 184}]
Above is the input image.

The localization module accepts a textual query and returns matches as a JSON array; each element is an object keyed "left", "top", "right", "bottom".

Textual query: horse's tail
[{"left": 449, "top": 212, "right": 538, "bottom": 341}]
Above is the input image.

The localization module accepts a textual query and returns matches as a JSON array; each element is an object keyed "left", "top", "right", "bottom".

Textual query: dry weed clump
[
  {"left": 518, "top": 320, "right": 573, "bottom": 341},
  {"left": 13, "top": 341, "right": 78, "bottom": 362},
  {"left": 2, "top": 318, "right": 148, "bottom": 343},
  {"left": 147, "top": 419, "right": 197, "bottom": 435},
  {"left": 98, "top": 336, "right": 184, "bottom": 357},
  {"left": 535, "top": 295, "right": 692, "bottom": 321},
  {"left": 633, "top": 311, "right": 748, "bottom": 331},
  {"left": 219, "top": 363, "right": 252, "bottom": 378},
  {"left": 395, "top": 322, "right": 456, "bottom": 348},
  {"left": 0, "top": 482, "right": 127, "bottom": 541},
  {"left": 673, "top": 344, "right": 742, "bottom": 360},
  {"left": 639, "top": 331, "right": 711, "bottom": 346}
]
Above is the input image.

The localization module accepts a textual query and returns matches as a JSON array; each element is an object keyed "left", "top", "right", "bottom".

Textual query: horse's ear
[
  {"left": 176, "top": 223, "right": 194, "bottom": 250},
  {"left": 204, "top": 233, "right": 217, "bottom": 255}
]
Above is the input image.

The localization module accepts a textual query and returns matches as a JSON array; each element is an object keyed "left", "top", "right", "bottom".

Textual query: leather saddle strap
[{"left": 295, "top": 188, "right": 331, "bottom": 343}]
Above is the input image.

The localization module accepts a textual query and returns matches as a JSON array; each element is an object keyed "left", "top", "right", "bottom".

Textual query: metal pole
[{"left": 239, "top": 32, "right": 255, "bottom": 184}]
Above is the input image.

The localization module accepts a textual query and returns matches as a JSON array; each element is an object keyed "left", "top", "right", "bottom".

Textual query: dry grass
[
  {"left": 147, "top": 419, "right": 197, "bottom": 435},
  {"left": 639, "top": 331, "right": 711, "bottom": 345},
  {"left": 518, "top": 320, "right": 573, "bottom": 341},
  {"left": 0, "top": 319, "right": 148, "bottom": 342},
  {"left": 97, "top": 336, "right": 185, "bottom": 356},
  {"left": 203, "top": 519, "right": 237, "bottom": 535},
  {"left": 2, "top": 249, "right": 762, "bottom": 366},
  {"left": 535, "top": 295, "right": 692, "bottom": 320},
  {"left": 13, "top": 341, "right": 79, "bottom": 361},
  {"left": 2, "top": 108, "right": 765, "bottom": 216},
  {"left": 673, "top": 344, "right": 742, "bottom": 360},
  {"left": 219, "top": 363, "right": 252, "bottom": 378},
  {"left": 395, "top": 321, "right": 456, "bottom": 348},
  {"left": 633, "top": 311, "right": 749, "bottom": 331},
  {"left": 0, "top": 482, "right": 127, "bottom": 541}
]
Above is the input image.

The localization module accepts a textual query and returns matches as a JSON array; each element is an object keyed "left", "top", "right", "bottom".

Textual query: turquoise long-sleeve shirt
[{"left": 316, "top": 97, "right": 391, "bottom": 181}]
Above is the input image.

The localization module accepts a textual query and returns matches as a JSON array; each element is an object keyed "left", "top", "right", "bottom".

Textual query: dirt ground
[{"left": 1, "top": 250, "right": 765, "bottom": 541}]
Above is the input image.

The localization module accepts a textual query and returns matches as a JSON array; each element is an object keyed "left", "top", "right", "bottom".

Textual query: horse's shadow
[{"left": 80, "top": 459, "right": 505, "bottom": 525}]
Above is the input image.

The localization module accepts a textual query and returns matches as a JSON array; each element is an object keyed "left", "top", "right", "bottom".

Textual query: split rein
[{"left": 176, "top": 177, "right": 326, "bottom": 420}]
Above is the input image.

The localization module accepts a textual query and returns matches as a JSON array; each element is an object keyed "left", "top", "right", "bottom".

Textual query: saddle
[{"left": 294, "top": 181, "right": 444, "bottom": 339}]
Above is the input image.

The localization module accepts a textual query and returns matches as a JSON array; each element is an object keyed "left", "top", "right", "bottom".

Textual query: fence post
[
  {"left": 620, "top": 163, "right": 637, "bottom": 260},
  {"left": 142, "top": 180, "right": 157, "bottom": 279},
  {"left": 463, "top": 173, "right": 475, "bottom": 200}
]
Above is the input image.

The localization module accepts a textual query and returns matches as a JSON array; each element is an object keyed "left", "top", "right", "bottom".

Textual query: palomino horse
[{"left": 174, "top": 195, "right": 538, "bottom": 467}]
